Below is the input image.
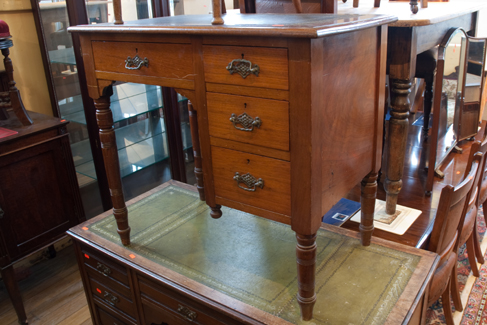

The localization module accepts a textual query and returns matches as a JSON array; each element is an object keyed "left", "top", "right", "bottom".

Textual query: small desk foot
[
  {"left": 360, "top": 172, "right": 378, "bottom": 246},
  {"left": 210, "top": 205, "right": 222, "bottom": 219},
  {"left": 296, "top": 233, "right": 317, "bottom": 321},
  {"left": 1, "top": 265, "right": 28, "bottom": 325}
]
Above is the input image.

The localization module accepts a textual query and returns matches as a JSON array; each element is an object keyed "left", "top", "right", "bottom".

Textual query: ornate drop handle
[
  {"left": 96, "top": 262, "right": 112, "bottom": 277},
  {"left": 125, "top": 54, "right": 149, "bottom": 70},
  {"left": 234, "top": 172, "right": 264, "bottom": 192},
  {"left": 103, "top": 291, "right": 119, "bottom": 306},
  {"left": 177, "top": 305, "right": 198, "bottom": 321},
  {"left": 229, "top": 113, "right": 262, "bottom": 132},
  {"left": 226, "top": 58, "right": 259, "bottom": 79}
]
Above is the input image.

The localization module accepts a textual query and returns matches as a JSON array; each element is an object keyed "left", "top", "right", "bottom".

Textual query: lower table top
[{"left": 68, "top": 180, "right": 438, "bottom": 324}]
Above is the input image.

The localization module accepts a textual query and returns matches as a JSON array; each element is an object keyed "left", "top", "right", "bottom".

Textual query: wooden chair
[{"left": 426, "top": 149, "right": 482, "bottom": 325}]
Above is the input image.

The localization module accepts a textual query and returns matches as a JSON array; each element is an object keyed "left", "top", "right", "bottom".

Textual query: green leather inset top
[{"left": 90, "top": 185, "right": 420, "bottom": 325}]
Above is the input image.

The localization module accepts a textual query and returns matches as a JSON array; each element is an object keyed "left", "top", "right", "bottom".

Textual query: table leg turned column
[
  {"left": 1, "top": 265, "right": 27, "bottom": 325},
  {"left": 410, "top": 0, "right": 419, "bottom": 14},
  {"left": 296, "top": 233, "right": 317, "bottom": 321},
  {"left": 188, "top": 101, "right": 205, "bottom": 201},
  {"left": 360, "top": 172, "right": 378, "bottom": 246},
  {"left": 384, "top": 79, "right": 412, "bottom": 215},
  {"left": 210, "top": 205, "right": 222, "bottom": 219},
  {"left": 94, "top": 95, "right": 130, "bottom": 245}
]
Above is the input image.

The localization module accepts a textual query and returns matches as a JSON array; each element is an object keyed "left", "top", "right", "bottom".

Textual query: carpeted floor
[{"left": 425, "top": 208, "right": 487, "bottom": 324}]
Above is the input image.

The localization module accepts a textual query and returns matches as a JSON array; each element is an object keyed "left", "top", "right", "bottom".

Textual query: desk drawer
[
  {"left": 89, "top": 276, "right": 136, "bottom": 319},
  {"left": 92, "top": 41, "right": 193, "bottom": 81},
  {"left": 81, "top": 246, "right": 130, "bottom": 288},
  {"left": 203, "top": 45, "right": 288, "bottom": 90},
  {"left": 211, "top": 147, "right": 290, "bottom": 216},
  {"left": 207, "top": 93, "right": 289, "bottom": 151}
]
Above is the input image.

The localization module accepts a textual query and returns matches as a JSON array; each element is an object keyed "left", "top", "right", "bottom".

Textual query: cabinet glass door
[{"left": 37, "top": 0, "right": 190, "bottom": 217}]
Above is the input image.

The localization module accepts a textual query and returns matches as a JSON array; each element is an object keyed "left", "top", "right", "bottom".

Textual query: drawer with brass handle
[
  {"left": 91, "top": 41, "right": 194, "bottom": 84},
  {"left": 203, "top": 45, "right": 288, "bottom": 90},
  {"left": 82, "top": 246, "right": 130, "bottom": 286},
  {"left": 89, "top": 276, "right": 137, "bottom": 318},
  {"left": 207, "top": 93, "right": 289, "bottom": 151},
  {"left": 211, "top": 146, "right": 290, "bottom": 216}
]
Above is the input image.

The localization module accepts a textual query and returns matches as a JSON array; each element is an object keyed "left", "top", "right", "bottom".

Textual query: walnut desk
[
  {"left": 69, "top": 13, "right": 396, "bottom": 320},
  {"left": 338, "top": 0, "right": 485, "bottom": 216}
]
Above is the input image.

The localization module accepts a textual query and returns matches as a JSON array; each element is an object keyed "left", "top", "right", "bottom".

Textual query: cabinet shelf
[{"left": 72, "top": 116, "right": 192, "bottom": 185}]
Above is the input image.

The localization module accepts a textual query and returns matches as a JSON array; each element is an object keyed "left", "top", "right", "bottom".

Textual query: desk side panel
[{"left": 317, "top": 27, "right": 381, "bottom": 216}]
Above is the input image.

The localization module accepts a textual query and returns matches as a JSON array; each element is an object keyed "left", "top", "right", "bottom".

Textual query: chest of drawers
[{"left": 69, "top": 13, "right": 396, "bottom": 320}]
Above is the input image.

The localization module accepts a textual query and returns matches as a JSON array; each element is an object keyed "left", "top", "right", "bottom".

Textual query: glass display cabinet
[{"left": 34, "top": 0, "right": 194, "bottom": 217}]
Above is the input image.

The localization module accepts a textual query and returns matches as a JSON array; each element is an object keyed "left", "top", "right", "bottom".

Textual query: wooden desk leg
[
  {"left": 94, "top": 94, "right": 131, "bottom": 245},
  {"left": 188, "top": 101, "right": 205, "bottom": 201},
  {"left": 296, "top": 233, "right": 317, "bottom": 321},
  {"left": 360, "top": 172, "right": 377, "bottom": 246},
  {"left": 384, "top": 79, "right": 412, "bottom": 215},
  {"left": 1, "top": 265, "right": 28, "bottom": 325},
  {"left": 423, "top": 76, "right": 434, "bottom": 132}
]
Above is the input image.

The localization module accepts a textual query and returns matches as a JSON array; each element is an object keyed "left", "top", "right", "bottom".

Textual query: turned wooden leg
[
  {"left": 94, "top": 94, "right": 130, "bottom": 246},
  {"left": 211, "top": 0, "right": 224, "bottom": 25},
  {"left": 384, "top": 79, "right": 412, "bottom": 215},
  {"left": 188, "top": 101, "right": 205, "bottom": 201},
  {"left": 210, "top": 204, "right": 222, "bottom": 219},
  {"left": 410, "top": 0, "right": 419, "bottom": 13},
  {"left": 1, "top": 265, "right": 28, "bottom": 325},
  {"left": 360, "top": 172, "right": 378, "bottom": 246},
  {"left": 2, "top": 48, "right": 32, "bottom": 126},
  {"left": 296, "top": 233, "right": 317, "bottom": 321}
]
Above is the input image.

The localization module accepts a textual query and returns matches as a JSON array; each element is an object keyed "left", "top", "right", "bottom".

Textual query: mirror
[
  {"left": 457, "top": 37, "right": 487, "bottom": 140},
  {"left": 426, "top": 28, "right": 468, "bottom": 192}
]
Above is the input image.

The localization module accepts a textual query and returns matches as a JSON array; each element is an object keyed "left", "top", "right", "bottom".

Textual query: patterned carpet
[{"left": 425, "top": 208, "right": 487, "bottom": 324}]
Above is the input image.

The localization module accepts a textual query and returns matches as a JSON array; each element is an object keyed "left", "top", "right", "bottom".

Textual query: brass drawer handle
[
  {"left": 96, "top": 262, "right": 112, "bottom": 277},
  {"left": 234, "top": 172, "right": 264, "bottom": 192},
  {"left": 125, "top": 54, "right": 149, "bottom": 70},
  {"left": 226, "top": 58, "right": 259, "bottom": 79},
  {"left": 229, "top": 113, "right": 262, "bottom": 132},
  {"left": 103, "top": 291, "right": 119, "bottom": 306},
  {"left": 177, "top": 304, "right": 197, "bottom": 321}
]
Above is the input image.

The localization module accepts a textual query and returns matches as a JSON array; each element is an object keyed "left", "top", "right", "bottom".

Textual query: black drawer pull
[
  {"left": 103, "top": 291, "right": 119, "bottom": 306},
  {"left": 177, "top": 304, "right": 197, "bottom": 321},
  {"left": 96, "top": 262, "right": 112, "bottom": 276}
]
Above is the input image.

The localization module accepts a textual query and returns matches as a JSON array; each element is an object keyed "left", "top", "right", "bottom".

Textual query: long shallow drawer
[
  {"left": 203, "top": 45, "right": 288, "bottom": 90},
  {"left": 81, "top": 246, "right": 130, "bottom": 288},
  {"left": 211, "top": 147, "right": 290, "bottom": 216},
  {"left": 94, "top": 302, "right": 136, "bottom": 325},
  {"left": 89, "top": 276, "right": 137, "bottom": 319},
  {"left": 139, "top": 277, "right": 241, "bottom": 325},
  {"left": 92, "top": 41, "right": 193, "bottom": 80},
  {"left": 207, "top": 93, "right": 289, "bottom": 151}
]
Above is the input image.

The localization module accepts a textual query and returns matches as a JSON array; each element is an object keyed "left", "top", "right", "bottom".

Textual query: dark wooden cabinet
[{"left": 0, "top": 111, "right": 85, "bottom": 324}]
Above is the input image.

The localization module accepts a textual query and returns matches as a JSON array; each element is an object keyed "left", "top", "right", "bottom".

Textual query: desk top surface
[
  {"left": 338, "top": 0, "right": 485, "bottom": 27},
  {"left": 69, "top": 12, "right": 396, "bottom": 38},
  {"left": 68, "top": 180, "right": 438, "bottom": 324}
]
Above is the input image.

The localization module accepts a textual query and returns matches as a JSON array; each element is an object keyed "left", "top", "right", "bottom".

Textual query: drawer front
[
  {"left": 203, "top": 45, "right": 288, "bottom": 90},
  {"left": 139, "top": 277, "right": 239, "bottom": 325},
  {"left": 207, "top": 93, "right": 289, "bottom": 151},
  {"left": 92, "top": 41, "right": 193, "bottom": 80},
  {"left": 95, "top": 303, "right": 135, "bottom": 325},
  {"left": 89, "top": 277, "right": 136, "bottom": 318},
  {"left": 81, "top": 246, "right": 130, "bottom": 288},
  {"left": 211, "top": 147, "right": 290, "bottom": 216}
]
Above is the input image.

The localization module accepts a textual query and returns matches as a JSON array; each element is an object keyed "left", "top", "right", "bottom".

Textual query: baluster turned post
[
  {"left": 211, "top": 0, "right": 224, "bottom": 25},
  {"left": 113, "top": 0, "right": 123, "bottom": 24},
  {"left": 188, "top": 101, "right": 205, "bottom": 201}
]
